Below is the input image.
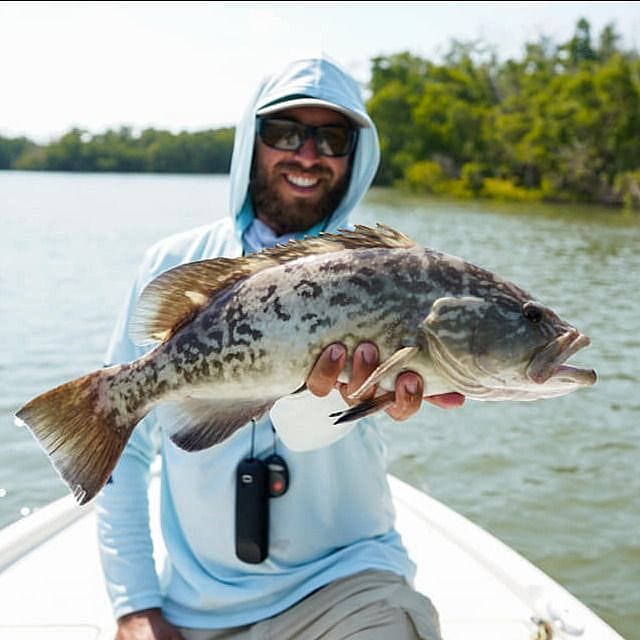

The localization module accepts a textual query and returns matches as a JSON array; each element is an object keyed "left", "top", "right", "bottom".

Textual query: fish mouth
[{"left": 527, "top": 330, "right": 596, "bottom": 386}]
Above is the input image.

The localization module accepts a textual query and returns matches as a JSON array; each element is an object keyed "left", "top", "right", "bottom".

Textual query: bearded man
[{"left": 98, "top": 55, "right": 462, "bottom": 640}]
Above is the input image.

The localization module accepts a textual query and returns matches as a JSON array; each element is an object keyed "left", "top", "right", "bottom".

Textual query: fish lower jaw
[
  {"left": 545, "top": 364, "right": 597, "bottom": 387},
  {"left": 526, "top": 331, "right": 592, "bottom": 384}
]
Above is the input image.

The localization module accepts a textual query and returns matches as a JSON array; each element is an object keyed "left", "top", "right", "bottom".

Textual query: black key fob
[
  {"left": 235, "top": 458, "right": 268, "bottom": 564},
  {"left": 265, "top": 453, "right": 289, "bottom": 498}
]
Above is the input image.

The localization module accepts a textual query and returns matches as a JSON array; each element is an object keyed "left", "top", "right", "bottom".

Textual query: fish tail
[{"left": 15, "top": 365, "right": 146, "bottom": 505}]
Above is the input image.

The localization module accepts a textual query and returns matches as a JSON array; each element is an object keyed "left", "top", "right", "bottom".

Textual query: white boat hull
[{"left": 0, "top": 474, "right": 625, "bottom": 639}]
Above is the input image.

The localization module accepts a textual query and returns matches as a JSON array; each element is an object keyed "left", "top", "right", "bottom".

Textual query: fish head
[{"left": 422, "top": 295, "right": 596, "bottom": 400}]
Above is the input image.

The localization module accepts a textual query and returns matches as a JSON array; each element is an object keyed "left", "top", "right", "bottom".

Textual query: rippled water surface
[{"left": 1, "top": 172, "right": 638, "bottom": 637}]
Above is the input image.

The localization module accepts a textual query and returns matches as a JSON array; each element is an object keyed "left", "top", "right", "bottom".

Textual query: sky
[{"left": 1, "top": 1, "right": 639, "bottom": 142}]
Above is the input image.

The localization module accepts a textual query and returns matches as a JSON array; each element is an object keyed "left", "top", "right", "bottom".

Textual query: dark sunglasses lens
[
  {"left": 259, "top": 120, "right": 303, "bottom": 151},
  {"left": 258, "top": 118, "right": 356, "bottom": 157},
  {"left": 314, "top": 126, "right": 354, "bottom": 157}
]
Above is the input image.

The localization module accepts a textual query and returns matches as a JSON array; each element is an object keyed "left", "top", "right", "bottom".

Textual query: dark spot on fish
[
  {"left": 223, "top": 351, "right": 246, "bottom": 363},
  {"left": 176, "top": 333, "right": 209, "bottom": 365},
  {"left": 201, "top": 311, "right": 218, "bottom": 330},
  {"left": 309, "top": 316, "right": 332, "bottom": 334},
  {"left": 348, "top": 275, "right": 375, "bottom": 292},
  {"left": 298, "top": 311, "right": 333, "bottom": 334},
  {"left": 156, "top": 380, "right": 170, "bottom": 395},
  {"left": 107, "top": 407, "right": 123, "bottom": 426},
  {"left": 225, "top": 303, "right": 249, "bottom": 323},
  {"left": 141, "top": 365, "right": 158, "bottom": 386},
  {"left": 387, "top": 255, "right": 424, "bottom": 292},
  {"left": 236, "top": 323, "right": 263, "bottom": 340},
  {"left": 294, "top": 279, "right": 322, "bottom": 299},
  {"left": 260, "top": 285, "right": 277, "bottom": 303},
  {"left": 225, "top": 303, "right": 254, "bottom": 347},
  {"left": 319, "top": 259, "right": 351, "bottom": 274},
  {"left": 205, "top": 329, "right": 224, "bottom": 352},
  {"left": 122, "top": 388, "right": 144, "bottom": 414},
  {"left": 272, "top": 297, "right": 291, "bottom": 321},
  {"left": 358, "top": 266, "right": 376, "bottom": 277},
  {"left": 329, "top": 293, "right": 357, "bottom": 307}
]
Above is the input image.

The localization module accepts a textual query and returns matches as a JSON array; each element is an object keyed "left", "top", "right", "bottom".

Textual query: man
[{"left": 97, "top": 56, "right": 463, "bottom": 640}]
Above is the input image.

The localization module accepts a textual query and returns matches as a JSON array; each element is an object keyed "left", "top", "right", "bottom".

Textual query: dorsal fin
[
  {"left": 320, "top": 223, "right": 415, "bottom": 250},
  {"left": 130, "top": 223, "right": 416, "bottom": 345}
]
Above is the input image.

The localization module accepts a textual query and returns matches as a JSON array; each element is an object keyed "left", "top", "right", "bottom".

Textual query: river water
[{"left": 1, "top": 171, "right": 638, "bottom": 637}]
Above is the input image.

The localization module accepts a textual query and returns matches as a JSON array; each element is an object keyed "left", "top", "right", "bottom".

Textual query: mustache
[{"left": 276, "top": 162, "right": 332, "bottom": 179}]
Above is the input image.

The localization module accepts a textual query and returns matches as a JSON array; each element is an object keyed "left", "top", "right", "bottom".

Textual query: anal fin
[{"left": 165, "top": 397, "right": 276, "bottom": 451}]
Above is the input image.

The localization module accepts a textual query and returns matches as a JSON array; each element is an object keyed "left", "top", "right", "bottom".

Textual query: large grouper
[{"left": 16, "top": 224, "right": 596, "bottom": 504}]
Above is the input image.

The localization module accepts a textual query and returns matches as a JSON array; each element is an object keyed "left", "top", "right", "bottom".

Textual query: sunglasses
[{"left": 256, "top": 117, "right": 358, "bottom": 157}]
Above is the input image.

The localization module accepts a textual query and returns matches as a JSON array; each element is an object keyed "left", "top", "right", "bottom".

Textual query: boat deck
[{"left": 0, "top": 475, "right": 624, "bottom": 639}]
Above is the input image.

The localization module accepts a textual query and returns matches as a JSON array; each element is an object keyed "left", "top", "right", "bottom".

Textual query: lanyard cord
[
  {"left": 250, "top": 419, "right": 256, "bottom": 459},
  {"left": 249, "top": 419, "right": 279, "bottom": 458}
]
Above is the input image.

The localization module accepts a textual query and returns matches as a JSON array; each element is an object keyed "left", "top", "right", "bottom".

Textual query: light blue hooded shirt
[{"left": 95, "top": 56, "right": 415, "bottom": 628}]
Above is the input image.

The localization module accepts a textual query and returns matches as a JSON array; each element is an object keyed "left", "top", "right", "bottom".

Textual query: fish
[{"left": 15, "top": 224, "right": 596, "bottom": 504}]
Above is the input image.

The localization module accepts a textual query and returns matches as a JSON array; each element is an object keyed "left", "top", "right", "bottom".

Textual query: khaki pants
[{"left": 180, "top": 570, "right": 441, "bottom": 640}]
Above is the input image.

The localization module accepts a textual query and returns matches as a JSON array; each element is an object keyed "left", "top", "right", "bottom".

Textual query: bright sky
[{"left": 2, "top": 1, "right": 639, "bottom": 142}]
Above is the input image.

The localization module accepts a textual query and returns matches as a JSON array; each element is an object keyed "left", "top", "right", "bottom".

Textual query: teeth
[{"left": 286, "top": 174, "right": 319, "bottom": 188}]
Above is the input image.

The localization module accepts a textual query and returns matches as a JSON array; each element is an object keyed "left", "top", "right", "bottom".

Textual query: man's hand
[
  {"left": 307, "top": 342, "right": 464, "bottom": 421},
  {"left": 115, "top": 608, "right": 185, "bottom": 640}
]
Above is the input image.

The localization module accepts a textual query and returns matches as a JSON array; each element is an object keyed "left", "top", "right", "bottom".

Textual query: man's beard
[{"left": 249, "top": 161, "right": 351, "bottom": 234}]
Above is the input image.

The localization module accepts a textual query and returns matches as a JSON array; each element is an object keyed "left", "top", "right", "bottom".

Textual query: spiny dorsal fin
[
  {"left": 130, "top": 224, "right": 416, "bottom": 345},
  {"left": 319, "top": 224, "right": 415, "bottom": 250},
  {"left": 255, "top": 223, "right": 415, "bottom": 262}
]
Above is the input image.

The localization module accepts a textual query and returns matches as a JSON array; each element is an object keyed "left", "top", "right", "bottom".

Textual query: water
[{"left": 1, "top": 171, "right": 638, "bottom": 638}]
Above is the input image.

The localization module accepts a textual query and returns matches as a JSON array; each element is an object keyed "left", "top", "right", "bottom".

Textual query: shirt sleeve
[{"left": 94, "top": 259, "right": 163, "bottom": 619}]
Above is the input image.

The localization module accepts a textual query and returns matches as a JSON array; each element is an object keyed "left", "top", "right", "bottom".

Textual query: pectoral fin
[
  {"left": 349, "top": 346, "right": 419, "bottom": 400},
  {"left": 330, "top": 392, "right": 396, "bottom": 424},
  {"left": 165, "top": 397, "right": 276, "bottom": 451}
]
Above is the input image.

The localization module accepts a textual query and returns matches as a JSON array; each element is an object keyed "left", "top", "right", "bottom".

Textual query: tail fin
[{"left": 16, "top": 366, "right": 145, "bottom": 505}]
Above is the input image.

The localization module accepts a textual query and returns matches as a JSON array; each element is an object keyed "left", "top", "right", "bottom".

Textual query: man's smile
[{"left": 283, "top": 172, "right": 322, "bottom": 190}]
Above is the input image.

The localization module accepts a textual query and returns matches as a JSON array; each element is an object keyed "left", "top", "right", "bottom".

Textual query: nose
[{"left": 294, "top": 136, "right": 320, "bottom": 164}]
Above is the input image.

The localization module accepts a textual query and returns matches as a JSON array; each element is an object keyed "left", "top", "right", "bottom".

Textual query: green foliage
[
  {"left": 0, "top": 136, "right": 36, "bottom": 169},
  {"left": 368, "top": 19, "right": 640, "bottom": 207},
  {"left": 4, "top": 126, "right": 234, "bottom": 174},
  {"left": 460, "top": 162, "right": 489, "bottom": 195},
  {"left": 481, "top": 178, "right": 542, "bottom": 202},
  {"left": 404, "top": 160, "right": 451, "bottom": 194},
  {"left": 614, "top": 170, "right": 640, "bottom": 209}
]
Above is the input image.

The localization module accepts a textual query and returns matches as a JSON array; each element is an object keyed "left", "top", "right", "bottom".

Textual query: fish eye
[{"left": 523, "top": 301, "right": 544, "bottom": 323}]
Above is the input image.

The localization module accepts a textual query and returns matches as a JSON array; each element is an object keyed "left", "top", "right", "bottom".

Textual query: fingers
[
  {"left": 308, "top": 342, "right": 380, "bottom": 404},
  {"left": 346, "top": 342, "right": 379, "bottom": 399},
  {"left": 335, "top": 342, "right": 380, "bottom": 405},
  {"left": 307, "top": 343, "right": 346, "bottom": 397},
  {"left": 425, "top": 392, "right": 465, "bottom": 409},
  {"left": 308, "top": 343, "right": 465, "bottom": 420},
  {"left": 385, "top": 371, "right": 424, "bottom": 421}
]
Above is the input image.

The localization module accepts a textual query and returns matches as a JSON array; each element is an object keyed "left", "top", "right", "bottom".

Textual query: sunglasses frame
[{"left": 256, "top": 117, "right": 358, "bottom": 158}]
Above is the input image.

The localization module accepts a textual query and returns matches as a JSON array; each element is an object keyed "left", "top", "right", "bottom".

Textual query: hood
[{"left": 228, "top": 56, "right": 381, "bottom": 243}]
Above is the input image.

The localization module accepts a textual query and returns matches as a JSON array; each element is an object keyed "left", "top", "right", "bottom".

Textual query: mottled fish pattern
[{"left": 16, "top": 225, "right": 595, "bottom": 504}]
